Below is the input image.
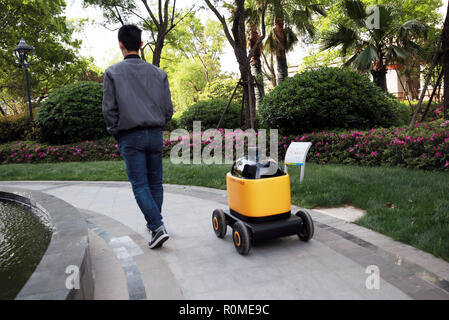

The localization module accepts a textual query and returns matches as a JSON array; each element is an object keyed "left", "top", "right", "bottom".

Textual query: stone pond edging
[{"left": 0, "top": 186, "right": 93, "bottom": 300}]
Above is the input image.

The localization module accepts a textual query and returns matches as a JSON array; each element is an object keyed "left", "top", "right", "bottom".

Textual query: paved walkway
[{"left": 1, "top": 181, "right": 449, "bottom": 300}]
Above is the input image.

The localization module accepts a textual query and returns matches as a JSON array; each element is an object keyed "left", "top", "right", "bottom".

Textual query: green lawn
[{"left": 0, "top": 160, "right": 448, "bottom": 262}]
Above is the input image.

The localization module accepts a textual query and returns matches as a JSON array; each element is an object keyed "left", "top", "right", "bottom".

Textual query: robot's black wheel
[
  {"left": 232, "top": 221, "right": 251, "bottom": 255},
  {"left": 296, "top": 210, "right": 314, "bottom": 241},
  {"left": 212, "top": 209, "right": 227, "bottom": 238}
]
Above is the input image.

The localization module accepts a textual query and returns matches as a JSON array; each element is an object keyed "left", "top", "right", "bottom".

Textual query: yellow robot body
[
  {"left": 212, "top": 151, "right": 315, "bottom": 255},
  {"left": 226, "top": 173, "right": 291, "bottom": 220}
]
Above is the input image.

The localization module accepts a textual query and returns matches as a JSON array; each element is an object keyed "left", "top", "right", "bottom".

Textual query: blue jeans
[{"left": 118, "top": 128, "right": 164, "bottom": 231}]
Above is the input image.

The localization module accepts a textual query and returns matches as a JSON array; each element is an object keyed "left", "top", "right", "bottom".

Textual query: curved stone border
[{"left": 0, "top": 186, "right": 93, "bottom": 300}]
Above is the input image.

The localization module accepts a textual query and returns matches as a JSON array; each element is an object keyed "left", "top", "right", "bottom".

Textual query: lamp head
[{"left": 14, "top": 39, "right": 34, "bottom": 67}]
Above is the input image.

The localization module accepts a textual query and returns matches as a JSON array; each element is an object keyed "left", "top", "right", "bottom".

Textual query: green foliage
[
  {"left": 36, "top": 81, "right": 106, "bottom": 144},
  {"left": 299, "top": 48, "right": 343, "bottom": 71},
  {"left": 258, "top": 67, "right": 408, "bottom": 135},
  {"left": 165, "top": 117, "right": 179, "bottom": 131},
  {"left": 320, "top": 0, "right": 428, "bottom": 75},
  {"left": 178, "top": 99, "right": 241, "bottom": 130},
  {"left": 198, "top": 76, "right": 243, "bottom": 102},
  {"left": 0, "top": 112, "right": 33, "bottom": 143},
  {"left": 161, "top": 15, "right": 226, "bottom": 113},
  {"left": 315, "top": 0, "right": 440, "bottom": 85},
  {"left": 316, "top": 0, "right": 442, "bottom": 41},
  {"left": 168, "top": 58, "right": 209, "bottom": 114},
  {"left": 0, "top": 0, "right": 94, "bottom": 114}
]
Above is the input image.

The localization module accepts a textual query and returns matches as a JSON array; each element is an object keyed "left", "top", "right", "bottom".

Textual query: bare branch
[
  {"left": 96, "top": 22, "right": 120, "bottom": 32},
  {"left": 170, "top": 0, "right": 177, "bottom": 28},
  {"left": 148, "top": 27, "right": 157, "bottom": 44},
  {"left": 165, "top": 5, "right": 195, "bottom": 35},
  {"left": 141, "top": 0, "right": 160, "bottom": 27},
  {"left": 163, "top": 0, "right": 170, "bottom": 28},
  {"left": 124, "top": 6, "right": 154, "bottom": 29},
  {"left": 145, "top": 42, "right": 154, "bottom": 52},
  {"left": 0, "top": 105, "right": 6, "bottom": 117},
  {"left": 113, "top": 6, "right": 124, "bottom": 25},
  {"left": 158, "top": 0, "right": 163, "bottom": 25},
  {"left": 203, "top": 0, "right": 235, "bottom": 48}
]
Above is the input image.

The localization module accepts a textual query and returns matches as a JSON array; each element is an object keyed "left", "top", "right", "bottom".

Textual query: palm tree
[
  {"left": 267, "top": 0, "right": 326, "bottom": 83},
  {"left": 261, "top": 33, "right": 277, "bottom": 87},
  {"left": 321, "top": 0, "right": 427, "bottom": 92},
  {"left": 246, "top": 0, "right": 265, "bottom": 108},
  {"left": 443, "top": 1, "right": 449, "bottom": 120}
]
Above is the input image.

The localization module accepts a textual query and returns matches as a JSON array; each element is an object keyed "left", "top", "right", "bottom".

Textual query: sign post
[{"left": 284, "top": 142, "right": 312, "bottom": 183}]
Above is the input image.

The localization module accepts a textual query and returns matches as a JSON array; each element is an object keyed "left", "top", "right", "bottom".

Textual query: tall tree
[
  {"left": 246, "top": 0, "right": 265, "bottom": 108},
  {"left": 0, "top": 0, "right": 91, "bottom": 116},
  {"left": 164, "top": 16, "right": 225, "bottom": 83},
  {"left": 83, "top": 0, "right": 195, "bottom": 67},
  {"left": 321, "top": 0, "right": 427, "bottom": 92},
  {"left": 160, "top": 16, "right": 226, "bottom": 112},
  {"left": 443, "top": 1, "right": 449, "bottom": 120},
  {"left": 204, "top": 0, "right": 267, "bottom": 129},
  {"left": 266, "top": 0, "right": 326, "bottom": 84}
]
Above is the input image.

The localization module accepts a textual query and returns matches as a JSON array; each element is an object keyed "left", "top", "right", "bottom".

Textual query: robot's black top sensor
[{"left": 231, "top": 156, "right": 286, "bottom": 179}]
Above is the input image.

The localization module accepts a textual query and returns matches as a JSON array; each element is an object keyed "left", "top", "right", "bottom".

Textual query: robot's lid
[{"left": 231, "top": 156, "right": 285, "bottom": 179}]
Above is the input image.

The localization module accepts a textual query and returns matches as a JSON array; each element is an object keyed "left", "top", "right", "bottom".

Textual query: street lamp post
[{"left": 13, "top": 38, "right": 35, "bottom": 125}]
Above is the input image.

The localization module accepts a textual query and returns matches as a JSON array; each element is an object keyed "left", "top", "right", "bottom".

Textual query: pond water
[{"left": 0, "top": 200, "right": 52, "bottom": 299}]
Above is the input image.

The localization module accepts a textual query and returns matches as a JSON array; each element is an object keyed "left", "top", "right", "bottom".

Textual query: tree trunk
[
  {"left": 405, "top": 76, "right": 419, "bottom": 100},
  {"left": 371, "top": 53, "right": 388, "bottom": 92},
  {"left": 248, "top": 28, "right": 265, "bottom": 108},
  {"left": 140, "top": 46, "right": 147, "bottom": 62},
  {"left": 251, "top": 63, "right": 264, "bottom": 107},
  {"left": 236, "top": 51, "right": 254, "bottom": 129},
  {"left": 371, "top": 70, "right": 387, "bottom": 93},
  {"left": 275, "top": 16, "right": 288, "bottom": 83},
  {"left": 204, "top": 0, "right": 266, "bottom": 129},
  {"left": 232, "top": 0, "right": 255, "bottom": 129},
  {"left": 152, "top": 34, "right": 166, "bottom": 67},
  {"left": 262, "top": 51, "right": 277, "bottom": 87},
  {"left": 409, "top": 37, "right": 442, "bottom": 129},
  {"left": 217, "top": 79, "right": 241, "bottom": 129},
  {"left": 443, "top": 3, "right": 449, "bottom": 120},
  {"left": 397, "top": 70, "right": 413, "bottom": 107},
  {"left": 421, "top": 69, "right": 443, "bottom": 121}
]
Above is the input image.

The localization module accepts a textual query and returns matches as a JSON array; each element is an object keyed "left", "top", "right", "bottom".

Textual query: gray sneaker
[{"left": 148, "top": 225, "right": 169, "bottom": 249}]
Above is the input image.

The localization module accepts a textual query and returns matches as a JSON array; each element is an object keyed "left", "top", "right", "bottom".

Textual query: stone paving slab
[
  {"left": 88, "top": 230, "right": 129, "bottom": 300},
  {"left": 313, "top": 206, "right": 366, "bottom": 222},
  {"left": 1, "top": 181, "right": 448, "bottom": 300}
]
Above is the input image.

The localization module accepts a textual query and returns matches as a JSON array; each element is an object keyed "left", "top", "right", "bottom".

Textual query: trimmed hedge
[
  {"left": 178, "top": 99, "right": 241, "bottom": 130},
  {"left": 259, "top": 67, "right": 409, "bottom": 135},
  {"left": 0, "top": 112, "right": 34, "bottom": 143},
  {"left": 36, "top": 81, "right": 107, "bottom": 144}
]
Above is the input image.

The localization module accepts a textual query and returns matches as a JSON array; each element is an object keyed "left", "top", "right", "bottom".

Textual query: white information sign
[{"left": 284, "top": 142, "right": 312, "bottom": 183}]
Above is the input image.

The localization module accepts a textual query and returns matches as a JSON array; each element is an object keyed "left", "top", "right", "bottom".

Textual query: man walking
[{"left": 102, "top": 24, "right": 173, "bottom": 249}]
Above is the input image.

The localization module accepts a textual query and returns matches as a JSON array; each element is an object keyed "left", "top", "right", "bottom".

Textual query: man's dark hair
[{"left": 118, "top": 24, "right": 142, "bottom": 52}]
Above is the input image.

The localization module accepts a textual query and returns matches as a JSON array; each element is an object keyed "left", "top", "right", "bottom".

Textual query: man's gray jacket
[{"left": 102, "top": 56, "right": 173, "bottom": 138}]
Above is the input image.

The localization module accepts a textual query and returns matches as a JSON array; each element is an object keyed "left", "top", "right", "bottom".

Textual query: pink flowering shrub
[
  {"left": 279, "top": 120, "right": 449, "bottom": 170},
  {"left": 1, "top": 121, "right": 448, "bottom": 171},
  {"left": 0, "top": 138, "right": 120, "bottom": 164}
]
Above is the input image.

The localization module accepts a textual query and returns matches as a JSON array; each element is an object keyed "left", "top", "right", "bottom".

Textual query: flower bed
[
  {"left": 1, "top": 121, "right": 448, "bottom": 171},
  {"left": 0, "top": 138, "right": 120, "bottom": 164},
  {"left": 280, "top": 120, "right": 449, "bottom": 170}
]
